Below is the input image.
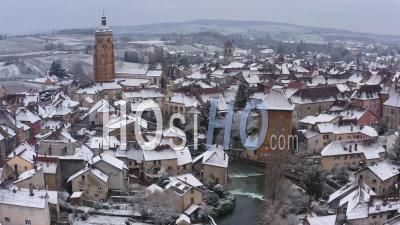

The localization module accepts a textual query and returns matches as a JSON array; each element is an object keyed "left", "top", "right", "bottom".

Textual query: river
[{"left": 216, "top": 161, "right": 266, "bottom": 225}]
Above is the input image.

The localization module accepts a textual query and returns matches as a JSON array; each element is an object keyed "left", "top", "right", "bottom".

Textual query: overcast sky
[{"left": 1, "top": 0, "right": 399, "bottom": 36}]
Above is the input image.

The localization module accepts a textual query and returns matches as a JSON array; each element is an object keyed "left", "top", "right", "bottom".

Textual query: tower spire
[{"left": 101, "top": 10, "right": 107, "bottom": 27}]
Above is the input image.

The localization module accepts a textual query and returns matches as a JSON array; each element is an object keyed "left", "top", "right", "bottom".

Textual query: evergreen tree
[
  {"left": 296, "top": 44, "right": 301, "bottom": 55},
  {"left": 235, "top": 83, "right": 250, "bottom": 109},
  {"left": 330, "top": 166, "right": 349, "bottom": 185},
  {"left": 389, "top": 135, "right": 400, "bottom": 166},
  {"left": 124, "top": 51, "right": 129, "bottom": 62},
  {"left": 214, "top": 50, "right": 219, "bottom": 59},
  {"left": 199, "top": 102, "right": 221, "bottom": 133},
  {"left": 378, "top": 120, "right": 388, "bottom": 135},
  {"left": 199, "top": 102, "right": 211, "bottom": 134},
  {"left": 49, "top": 60, "right": 68, "bottom": 78},
  {"left": 293, "top": 129, "right": 306, "bottom": 151},
  {"left": 276, "top": 40, "right": 285, "bottom": 55},
  {"left": 303, "top": 165, "right": 326, "bottom": 199},
  {"left": 199, "top": 101, "right": 221, "bottom": 143}
]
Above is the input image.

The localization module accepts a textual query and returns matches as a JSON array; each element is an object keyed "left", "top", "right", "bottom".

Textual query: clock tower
[{"left": 93, "top": 14, "right": 115, "bottom": 83}]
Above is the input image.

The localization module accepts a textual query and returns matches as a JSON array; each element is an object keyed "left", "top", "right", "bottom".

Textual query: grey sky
[{"left": 1, "top": 0, "right": 399, "bottom": 36}]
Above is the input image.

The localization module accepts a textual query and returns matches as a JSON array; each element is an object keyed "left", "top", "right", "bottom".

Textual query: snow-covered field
[
  {"left": 23, "top": 53, "right": 93, "bottom": 75},
  {"left": 129, "top": 40, "right": 167, "bottom": 45}
]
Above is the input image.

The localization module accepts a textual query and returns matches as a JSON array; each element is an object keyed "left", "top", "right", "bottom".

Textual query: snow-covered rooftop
[
  {"left": 91, "top": 153, "right": 128, "bottom": 171},
  {"left": 321, "top": 139, "right": 385, "bottom": 159},
  {"left": 87, "top": 99, "right": 115, "bottom": 115},
  {"left": 56, "top": 144, "right": 94, "bottom": 162},
  {"left": 300, "top": 114, "right": 336, "bottom": 125},
  {"left": 0, "top": 188, "right": 48, "bottom": 209},
  {"left": 7, "top": 142, "right": 36, "bottom": 163},
  {"left": 118, "top": 78, "right": 149, "bottom": 87},
  {"left": 16, "top": 107, "right": 40, "bottom": 124},
  {"left": 168, "top": 93, "right": 198, "bottom": 108},
  {"left": 36, "top": 161, "right": 57, "bottom": 174},
  {"left": 384, "top": 90, "right": 400, "bottom": 108},
  {"left": 305, "top": 215, "right": 336, "bottom": 225},
  {"left": 88, "top": 136, "right": 120, "bottom": 149},
  {"left": 193, "top": 145, "right": 228, "bottom": 168},
  {"left": 146, "top": 70, "right": 163, "bottom": 77},
  {"left": 367, "top": 161, "right": 399, "bottom": 181},
  {"left": 170, "top": 173, "right": 203, "bottom": 187},
  {"left": 67, "top": 167, "right": 109, "bottom": 183},
  {"left": 115, "top": 148, "right": 143, "bottom": 163},
  {"left": 317, "top": 123, "right": 377, "bottom": 137},
  {"left": 145, "top": 184, "right": 164, "bottom": 193},
  {"left": 176, "top": 214, "right": 191, "bottom": 224},
  {"left": 176, "top": 147, "right": 192, "bottom": 166},
  {"left": 143, "top": 148, "right": 178, "bottom": 161},
  {"left": 13, "top": 167, "right": 42, "bottom": 184}
]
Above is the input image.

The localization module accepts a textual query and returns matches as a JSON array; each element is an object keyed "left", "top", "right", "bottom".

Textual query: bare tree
[
  {"left": 135, "top": 191, "right": 179, "bottom": 225},
  {"left": 71, "top": 62, "right": 86, "bottom": 79},
  {"left": 258, "top": 150, "right": 307, "bottom": 225}
]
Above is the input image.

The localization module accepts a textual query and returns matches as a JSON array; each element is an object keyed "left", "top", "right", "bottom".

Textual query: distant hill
[{"left": 59, "top": 19, "right": 400, "bottom": 45}]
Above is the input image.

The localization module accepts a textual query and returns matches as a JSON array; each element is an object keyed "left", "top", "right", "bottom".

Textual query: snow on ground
[
  {"left": 42, "top": 35, "right": 87, "bottom": 46},
  {"left": 23, "top": 53, "right": 92, "bottom": 75},
  {"left": 260, "top": 48, "right": 274, "bottom": 54},
  {"left": 71, "top": 215, "right": 150, "bottom": 225},
  {"left": 165, "top": 44, "right": 206, "bottom": 53},
  {"left": 0, "top": 36, "right": 45, "bottom": 53},
  {"left": 96, "top": 208, "right": 135, "bottom": 216},
  {"left": 129, "top": 40, "right": 167, "bottom": 45},
  {"left": 193, "top": 43, "right": 221, "bottom": 52}
]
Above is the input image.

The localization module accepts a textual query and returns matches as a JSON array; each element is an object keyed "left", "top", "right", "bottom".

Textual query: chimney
[
  {"left": 29, "top": 183, "right": 34, "bottom": 196},
  {"left": 184, "top": 177, "right": 188, "bottom": 183}
]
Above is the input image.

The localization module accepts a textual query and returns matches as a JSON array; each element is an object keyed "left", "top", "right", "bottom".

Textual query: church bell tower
[
  {"left": 93, "top": 14, "right": 115, "bottom": 83},
  {"left": 223, "top": 41, "right": 234, "bottom": 65}
]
